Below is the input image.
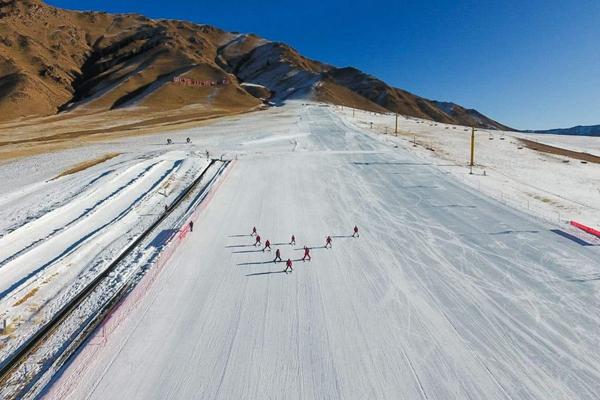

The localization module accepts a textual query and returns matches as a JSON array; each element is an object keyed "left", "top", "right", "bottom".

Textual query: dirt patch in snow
[
  {"left": 13, "top": 288, "right": 38, "bottom": 307},
  {"left": 54, "top": 153, "right": 120, "bottom": 179},
  {"left": 519, "top": 138, "right": 600, "bottom": 164},
  {"left": 0, "top": 104, "right": 262, "bottom": 163}
]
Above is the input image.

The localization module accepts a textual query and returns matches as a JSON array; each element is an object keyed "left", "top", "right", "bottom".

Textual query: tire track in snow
[
  {"left": 0, "top": 158, "right": 217, "bottom": 399},
  {"left": 337, "top": 137, "right": 600, "bottom": 397},
  {"left": 0, "top": 159, "right": 183, "bottom": 301},
  {"left": 0, "top": 161, "right": 159, "bottom": 268},
  {"left": 0, "top": 170, "right": 116, "bottom": 237}
]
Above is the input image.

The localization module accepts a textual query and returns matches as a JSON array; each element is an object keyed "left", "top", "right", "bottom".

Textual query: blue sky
[{"left": 47, "top": 0, "right": 599, "bottom": 130}]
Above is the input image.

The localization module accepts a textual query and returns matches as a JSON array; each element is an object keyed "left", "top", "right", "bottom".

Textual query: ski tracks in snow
[
  {"left": 0, "top": 151, "right": 210, "bottom": 365},
  {"left": 39, "top": 104, "right": 600, "bottom": 400}
]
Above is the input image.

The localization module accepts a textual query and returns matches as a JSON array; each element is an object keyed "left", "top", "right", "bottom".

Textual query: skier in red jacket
[
  {"left": 251, "top": 226, "right": 257, "bottom": 236},
  {"left": 325, "top": 235, "right": 332, "bottom": 249},
  {"left": 290, "top": 235, "right": 296, "bottom": 246},
  {"left": 302, "top": 246, "right": 311, "bottom": 261},
  {"left": 284, "top": 258, "right": 293, "bottom": 272},
  {"left": 254, "top": 235, "right": 261, "bottom": 247},
  {"left": 263, "top": 239, "right": 272, "bottom": 252},
  {"left": 273, "top": 248, "right": 282, "bottom": 262},
  {"left": 352, "top": 225, "right": 359, "bottom": 238}
]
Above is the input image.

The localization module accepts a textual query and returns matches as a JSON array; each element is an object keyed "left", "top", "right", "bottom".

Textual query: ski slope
[
  {"left": 336, "top": 107, "right": 600, "bottom": 229},
  {"left": 32, "top": 104, "right": 600, "bottom": 399},
  {"left": 0, "top": 151, "right": 210, "bottom": 363}
]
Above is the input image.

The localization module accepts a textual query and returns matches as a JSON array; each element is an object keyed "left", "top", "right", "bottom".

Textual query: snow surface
[
  {"left": 34, "top": 103, "right": 600, "bottom": 400},
  {"left": 337, "top": 108, "right": 600, "bottom": 229},
  {"left": 240, "top": 82, "right": 268, "bottom": 89},
  {"left": 0, "top": 160, "right": 226, "bottom": 400},
  {"left": 0, "top": 148, "right": 210, "bottom": 369}
]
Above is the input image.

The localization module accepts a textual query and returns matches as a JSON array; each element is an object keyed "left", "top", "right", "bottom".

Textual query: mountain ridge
[
  {"left": 0, "top": 0, "right": 510, "bottom": 130},
  {"left": 525, "top": 124, "right": 600, "bottom": 137}
]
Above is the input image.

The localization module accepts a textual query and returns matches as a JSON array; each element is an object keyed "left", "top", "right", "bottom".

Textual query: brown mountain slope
[
  {"left": 0, "top": 0, "right": 509, "bottom": 130},
  {"left": 0, "top": 0, "right": 261, "bottom": 122},
  {"left": 317, "top": 67, "right": 510, "bottom": 130}
]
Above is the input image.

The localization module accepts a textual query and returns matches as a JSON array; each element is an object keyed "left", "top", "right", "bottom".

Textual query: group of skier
[{"left": 250, "top": 225, "right": 360, "bottom": 273}]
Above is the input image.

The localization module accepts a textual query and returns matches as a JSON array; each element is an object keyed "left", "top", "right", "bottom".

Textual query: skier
[
  {"left": 189, "top": 221, "right": 194, "bottom": 232},
  {"left": 302, "top": 246, "right": 311, "bottom": 261},
  {"left": 167, "top": 138, "right": 172, "bottom": 145},
  {"left": 263, "top": 239, "right": 272, "bottom": 252},
  {"left": 254, "top": 235, "right": 262, "bottom": 247},
  {"left": 164, "top": 204, "right": 168, "bottom": 213},
  {"left": 186, "top": 137, "right": 191, "bottom": 144},
  {"left": 284, "top": 258, "right": 293, "bottom": 273},
  {"left": 251, "top": 226, "right": 257, "bottom": 236},
  {"left": 352, "top": 225, "right": 359, "bottom": 238},
  {"left": 325, "top": 235, "right": 332, "bottom": 249},
  {"left": 206, "top": 150, "right": 210, "bottom": 160},
  {"left": 273, "top": 248, "right": 282, "bottom": 263},
  {"left": 290, "top": 234, "right": 296, "bottom": 246}
]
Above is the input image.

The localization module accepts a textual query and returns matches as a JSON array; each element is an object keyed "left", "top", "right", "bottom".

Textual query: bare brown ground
[
  {"left": 314, "top": 82, "right": 389, "bottom": 114},
  {"left": 519, "top": 138, "right": 600, "bottom": 164},
  {"left": 13, "top": 288, "right": 38, "bottom": 307},
  {"left": 0, "top": 103, "right": 263, "bottom": 163},
  {"left": 54, "top": 152, "right": 120, "bottom": 179}
]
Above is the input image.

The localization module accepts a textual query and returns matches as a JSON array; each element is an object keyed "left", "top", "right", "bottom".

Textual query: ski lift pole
[{"left": 470, "top": 127, "right": 476, "bottom": 174}]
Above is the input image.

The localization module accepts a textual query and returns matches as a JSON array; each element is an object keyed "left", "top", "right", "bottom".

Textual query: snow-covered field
[
  {"left": 337, "top": 107, "right": 600, "bottom": 229},
  {"left": 0, "top": 102, "right": 589, "bottom": 399}
]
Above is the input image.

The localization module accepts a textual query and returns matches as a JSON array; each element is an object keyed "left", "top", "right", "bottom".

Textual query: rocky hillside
[
  {"left": 0, "top": 0, "right": 509, "bottom": 130},
  {"left": 0, "top": 0, "right": 260, "bottom": 122}
]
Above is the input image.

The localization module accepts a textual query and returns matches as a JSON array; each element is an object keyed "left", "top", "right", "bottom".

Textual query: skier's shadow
[
  {"left": 225, "top": 244, "right": 255, "bottom": 248},
  {"left": 331, "top": 235, "right": 354, "bottom": 239},
  {"left": 271, "top": 242, "right": 291, "bottom": 246},
  {"left": 293, "top": 246, "right": 326, "bottom": 251},
  {"left": 238, "top": 260, "right": 280, "bottom": 266},
  {"left": 228, "top": 234, "right": 250, "bottom": 238},
  {"left": 232, "top": 249, "right": 264, "bottom": 254},
  {"left": 246, "top": 271, "right": 287, "bottom": 277},
  {"left": 148, "top": 229, "right": 178, "bottom": 249}
]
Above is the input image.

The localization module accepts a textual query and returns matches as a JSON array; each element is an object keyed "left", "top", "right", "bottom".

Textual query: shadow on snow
[{"left": 246, "top": 271, "right": 288, "bottom": 277}]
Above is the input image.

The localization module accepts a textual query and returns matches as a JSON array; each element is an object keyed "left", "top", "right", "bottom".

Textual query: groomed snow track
[
  {"left": 2, "top": 103, "right": 600, "bottom": 400},
  {"left": 0, "top": 159, "right": 230, "bottom": 399}
]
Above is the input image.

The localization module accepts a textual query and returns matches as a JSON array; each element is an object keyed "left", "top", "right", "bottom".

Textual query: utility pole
[
  {"left": 469, "top": 127, "right": 476, "bottom": 174},
  {"left": 395, "top": 113, "right": 398, "bottom": 134}
]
